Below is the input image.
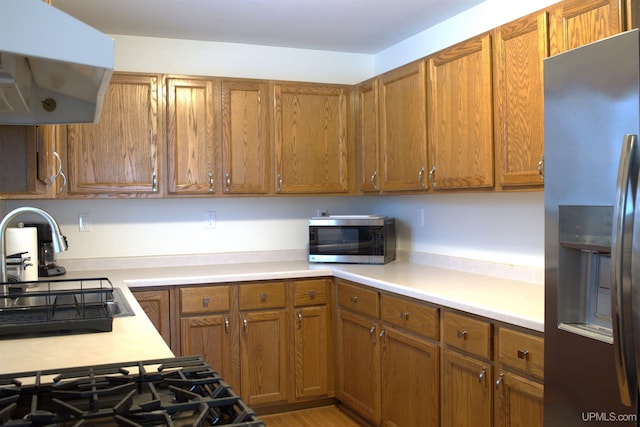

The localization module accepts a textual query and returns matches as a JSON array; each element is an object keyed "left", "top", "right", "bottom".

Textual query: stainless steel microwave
[{"left": 308, "top": 215, "right": 396, "bottom": 264}]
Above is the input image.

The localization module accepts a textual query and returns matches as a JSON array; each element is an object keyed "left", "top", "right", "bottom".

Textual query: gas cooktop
[{"left": 0, "top": 355, "right": 265, "bottom": 426}]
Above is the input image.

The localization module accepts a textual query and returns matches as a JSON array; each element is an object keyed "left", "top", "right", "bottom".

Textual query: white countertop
[
  {"left": 0, "top": 259, "right": 544, "bottom": 375},
  {"left": 0, "top": 284, "right": 174, "bottom": 375},
  {"left": 109, "top": 259, "right": 544, "bottom": 331}
]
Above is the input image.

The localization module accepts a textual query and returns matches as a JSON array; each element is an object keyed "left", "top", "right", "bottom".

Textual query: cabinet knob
[
  {"left": 225, "top": 173, "right": 231, "bottom": 192},
  {"left": 203, "top": 297, "right": 210, "bottom": 306},
  {"left": 457, "top": 330, "right": 468, "bottom": 339},
  {"left": 309, "top": 289, "right": 316, "bottom": 299},
  {"left": 478, "top": 367, "right": 487, "bottom": 389},
  {"left": 260, "top": 293, "right": 267, "bottom": 303},
  {"left": 350, "top": 296, "right": 359, "bottom": 303},
  {"left": 496, "top": 373, "right": 505, "bottom": 399},
  {"left": 517, "top": 349, "right": 529, "bottom": 360},
  {"left": 400, "top": 311, "right": 410, "bottom": 320},
  {"left": 429, "top": 165, "right": 437, "bottom": 188},
  {"left": 418, "top": 166, "right": 426, "bottom": 189}
]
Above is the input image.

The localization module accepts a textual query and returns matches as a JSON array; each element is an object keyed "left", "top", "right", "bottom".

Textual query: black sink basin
[{"left": 4, "top": 287, "right": 135, "bottom": 318}]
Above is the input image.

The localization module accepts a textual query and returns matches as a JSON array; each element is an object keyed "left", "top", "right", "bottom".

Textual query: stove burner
[{"left": 0, "top": 356, "right": 265, "bottom": 427}]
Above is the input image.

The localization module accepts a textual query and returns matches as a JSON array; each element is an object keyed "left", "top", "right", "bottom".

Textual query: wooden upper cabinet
[
  {"left": 357, "top": 78, "right": 380, "bottom": 193},
  {"left": 221, "top": 79, "right": 270, "bottom": 194},
  {"left": 0, "top": 126, "right": 52, "bottom": 198},
  {"left": 493, "top": 11, "right": 548, "bottom": 189},
  {"left": 66, "top": 73, "right": 162, "bottom": 196},
  {"left": 427, "top": 34, "right": 494, "bottom": 190},
  {"left": 166, "top": 77, "right": 217, "bottom": 195},
  {"left": 273, "top": 82, "right": 351, "bottom": 194},
  {"left": 379, "top": 61, "right": 428, "bottom": 192},
  {"left": 550, "top": 0, "right": 624, "bottom": 54}
]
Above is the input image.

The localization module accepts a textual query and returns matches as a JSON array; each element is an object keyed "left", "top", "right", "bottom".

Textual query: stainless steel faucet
[{"left": 0, "top": 207, "right": 68, "bottom": 283}]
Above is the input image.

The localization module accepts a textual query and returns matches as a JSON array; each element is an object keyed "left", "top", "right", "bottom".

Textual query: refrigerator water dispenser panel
[{"left": 558, "top": 205, "right": 613, "bottom": 343}]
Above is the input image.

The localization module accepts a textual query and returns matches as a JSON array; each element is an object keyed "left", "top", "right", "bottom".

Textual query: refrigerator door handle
[{"left": 612, "top": 134, "right": 639, "bottom": 407}]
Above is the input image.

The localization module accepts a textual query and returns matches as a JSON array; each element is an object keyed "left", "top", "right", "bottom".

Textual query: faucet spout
[{"left": 0, "top": 207, "right": 67, "bottom": 284}]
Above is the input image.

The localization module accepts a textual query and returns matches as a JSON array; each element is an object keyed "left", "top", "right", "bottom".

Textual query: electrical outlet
[
  {"left": 316, "top": 208, "right": 328, "bottom": 217},
  {"left": 205, "top": 211, "right": 216, "bottom": 229},
  {"left": 78, "top": 213, "right": 92, "bottom": 232}
]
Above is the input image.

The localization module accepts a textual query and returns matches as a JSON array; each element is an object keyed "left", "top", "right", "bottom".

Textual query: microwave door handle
[{"left": 612, "top": 134, "right": 639, "bottom": 407}]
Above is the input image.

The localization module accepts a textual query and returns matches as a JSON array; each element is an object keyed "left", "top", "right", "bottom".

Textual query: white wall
[
  {"left": 3, "top": 197, "right": 373, "bottom": 259},
  {"left": 6, "top": 193, "right": 543, "bottom": 268},
  {"left": 110, "top": 0, "right": 559, "bottom": 84},
  {"left": 111, "top": 35, "right": 374, "bottom": 84},
  {"left": 374, "top": 0, "right": 559, "bottom": 74},
  {"left": 4, "top": 0, "right": 552, "bottom": 270}
]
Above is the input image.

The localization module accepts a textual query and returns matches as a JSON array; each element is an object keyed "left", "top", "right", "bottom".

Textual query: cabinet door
[
  {"left": 442, "top": 350, "right": 493, "bottom": 427},
  {"left": 294, "top": 305, "right": 330, "bottom": 400},
  {"left": 240, "top": 310, "right": 288, "bottom": 406},
  {"left": 428, "top": 35, "right": 494, "bottom": 190},
  {"left": 494, "top": 371, "right": 543, "bottom": 427},
  {"left": 273, "top": 82, "right": 350, "bottom": 194},
  {"left": 336, "top": 309, "right": 381, "bottom": 424},
  {"left": 494, "top": 11, "right": 548, "bottom": 189},
  {"left": 550, "top": 0, "right": 624, "bottom": 54},
  {"left": 181, "top": 314, "right": 235, "bottom": 389},
  {"left": 131, "top": 289, "right": 171, "bottom": 348},
  {"left": 221, "top": 79, "right": 270, "bottom": 194},
  {"left": 379, "top": 61, "right": 428, "bottom": 192},
  {"left": 381, "top": 326, "right": 439, "bottom": 427},
  {"left": 0, "top": 125, "right": 51, "bottom": 197},
  {"left": 66, "top": 73, "right": 161, "bottom": 196},
  {"left": 166, "top": 77, "right": 217, "bottom": 195},
  {"left": 357, "top": 78, "right": 380, "bottom": 193}
]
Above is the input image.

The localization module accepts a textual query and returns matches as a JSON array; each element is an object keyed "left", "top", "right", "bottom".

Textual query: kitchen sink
[
  {"left": 4, "top": 286, "right": 134, "bottom": 318},
  {"left": 103, "top": 287, "right": 135, "bottom": 317},
  {"left": 0, "top": 278, "right": 134, "bottom": 337}
]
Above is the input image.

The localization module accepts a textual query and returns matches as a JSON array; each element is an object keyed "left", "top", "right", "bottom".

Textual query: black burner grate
[{"left": 0, "top": 356, "right": 265, "bottom": 427}]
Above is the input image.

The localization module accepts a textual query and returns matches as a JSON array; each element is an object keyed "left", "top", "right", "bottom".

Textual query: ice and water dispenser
[{"left": 557, "top": 205, "right": 613, "bottom": 342}]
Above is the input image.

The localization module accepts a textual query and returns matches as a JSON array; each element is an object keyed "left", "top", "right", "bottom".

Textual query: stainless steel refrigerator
[{"left": 544, "top": 29, "right": 640, "bottom": 425}]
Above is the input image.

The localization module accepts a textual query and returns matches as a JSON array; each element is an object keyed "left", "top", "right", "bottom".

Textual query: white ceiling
[{"left": 53, "top": 0, "right": 486, "bottom": 54}]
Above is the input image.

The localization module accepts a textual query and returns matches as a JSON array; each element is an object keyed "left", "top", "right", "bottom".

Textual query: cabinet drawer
[
  {"left": 294, "top": 278, "right": 329, "bottom": 306},
  {"left": 180, "top": 285, "right": 230, "bottom": 315},
  {"left": 239, "top": 281, "right": 286, "bottom": 310},
  {"left": 337, "top": 280, "right": 379, "bottom": 318},
  {"left": 443, "top": 311, "right": 493, "bottom": 359},
  {"left": 381, "top": 294, "right": 439, "bottom": 340},
  {"left": 498, "top": 328, "right": 544, "bottom": 379}
]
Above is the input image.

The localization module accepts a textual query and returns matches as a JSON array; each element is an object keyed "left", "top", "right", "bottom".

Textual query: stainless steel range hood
[{"left": 0, "top": 0, "right": 114, "bottom": 125}]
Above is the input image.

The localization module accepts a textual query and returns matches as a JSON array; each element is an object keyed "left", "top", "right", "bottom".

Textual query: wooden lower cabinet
[
  {"left": 176, "top": 285, "right": 238, "bottom": 389},
  {"left": 381, "top": 326, "right": 439, "bottom": 427},
  {"left": 132, "top": 278, "right": 543, "bottom": 425},
  {"left": 337, "top": 308, "right": 381, "bottom": 423},
  {"left": 294, "top": 303, "right": 332, "bottom": 400},
  {"left": 240, "top": 309, "right": 288, "bottom": 405},
  {"left": 167, "top": 278, "right": 333, "bottom": 409},
  {"left": 442, "top": 350, "right": 493, "bottom": 427},
  {"left": 131, "top": 288, "right": 172, "bottom": 349},
  {"left": 495, "top": 327, "right": 544, "bottom": 427},
  {"left": 182, "top": 314, "right": 235, "bottom": 387},
  {"left": 494, "top": 371, "right": 544, "bottom": 427}
]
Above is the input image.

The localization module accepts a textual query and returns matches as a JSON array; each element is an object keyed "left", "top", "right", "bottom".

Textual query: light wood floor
[{"left": 259, "top": 405, "right": 365, "bottom": 427}]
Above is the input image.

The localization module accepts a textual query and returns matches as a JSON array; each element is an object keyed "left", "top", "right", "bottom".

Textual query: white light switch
[
  {"left": 78, "top": 213, "right": 92, "bottom": 232},
  {"left": 205, "top": 211, "right": 216, "bottom": 229}
]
